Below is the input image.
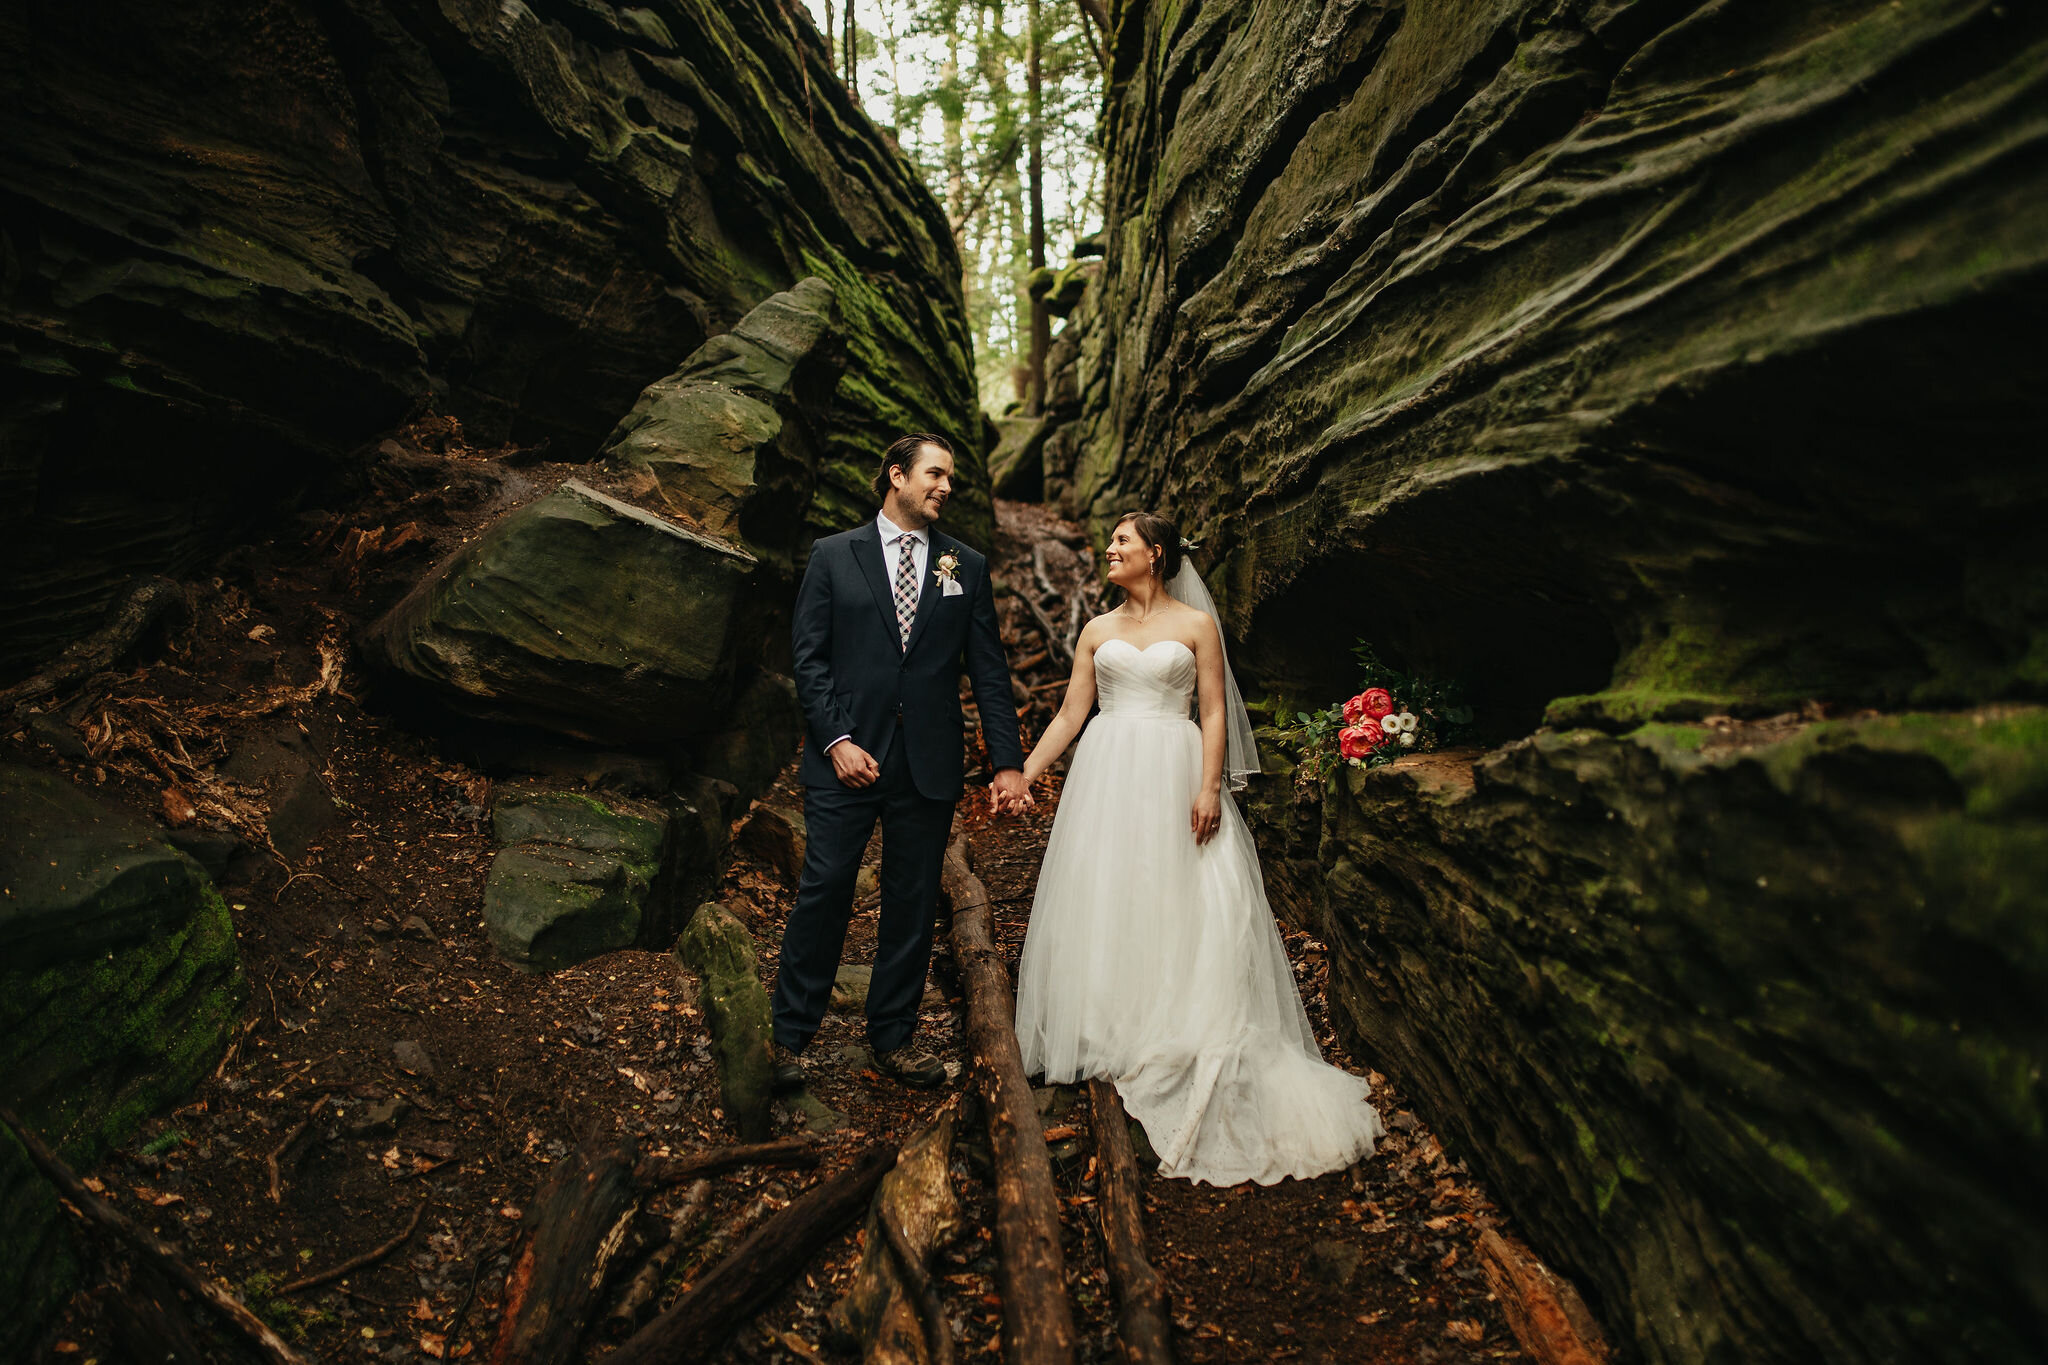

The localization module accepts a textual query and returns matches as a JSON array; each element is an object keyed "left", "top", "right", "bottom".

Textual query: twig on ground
[
  {"left": 280, "top": 1201, "right": 425, "bottom": 1294},
  {"left": 0, "top": 1106, "right": 309, "bottom": 1365},
  {"left": 634, "top": 1137, "right": 819, "bottom": 1189},
  {"left": 266, "top": 1095, "right": 330, "bottom": 1203}
]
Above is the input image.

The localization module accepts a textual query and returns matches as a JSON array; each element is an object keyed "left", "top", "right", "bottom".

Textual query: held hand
[
  {"left": 829, "top": 740, "right": 881, "bottom": 788},
  {"left": 990, "top": 767, "right": 1034, "bottom": 815},
  {"left": 1191, "top": 788, "right": 1222, "bottom": 845}
]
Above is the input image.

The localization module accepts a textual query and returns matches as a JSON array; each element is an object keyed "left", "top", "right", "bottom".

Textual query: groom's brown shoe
[
  {"left": 769, "top": 1042, "right": 806, "bottom": 1093},
  {"left": 873, "top": 1044, "right": 946, "bottom": 1089}
]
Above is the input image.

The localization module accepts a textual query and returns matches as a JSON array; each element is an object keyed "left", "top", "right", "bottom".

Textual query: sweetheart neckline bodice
[
  {"left": 1095, "top": 636, "right": 1195, "bottom": 661},
  {"left": 1092, "top": 636, "right": 1196, "bottom": 717}
]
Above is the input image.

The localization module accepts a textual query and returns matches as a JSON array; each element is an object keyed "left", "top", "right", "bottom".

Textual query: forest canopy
[{"left": 801, "top": 0, "right": 1106, "bottom": 412}]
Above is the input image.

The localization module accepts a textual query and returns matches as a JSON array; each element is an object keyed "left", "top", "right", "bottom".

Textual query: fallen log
[
  {"left": 604, "top": 1179, "right": 710, "bottom": 1334},
  {"left": 942, "top": 832, "right": 1077, "bottom": 1365},
  {"left": 1478, "top": 1228, "right": 1611, "bottom": 1365},
  {"left": 827, "top": 1104, "right": 963, "bottom": 1363},
  {"left": 490, "top": 1140, "right": 645, "bottom": 1365},
  {"left": 0, "top": 574, "right": 187, "bottom": 711},
  {"left": 1084, "top": 1080, "right": 1172, "bottom": 1365},
  {"left": 0, "top": 1106, "right": 309, "bottom": 1365},
  {"left": 604, "top": 1143, "right": 899, "bottom": 1365},
  {"left": 882, "top": 1212, "right": 954, "bottom": 1365},
  {"left": 635, "top": 1136, "right": 819, "bottom": 1188}
]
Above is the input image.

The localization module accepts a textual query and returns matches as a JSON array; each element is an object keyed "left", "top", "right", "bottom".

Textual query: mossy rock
[
  {"left": 364, "top": 479, "right": 758, "bottom": 745},
  {"left": 0, "top": 766, "right": 245, "bottom": 1357},
  {"left": 1317, "top": 706, "right": 2048, "bottom": 1364},
  {"left": 483, "top": 783, "right": 671, "bottom": 972},
  {"left": 676, "top": 902, "right": 773, "bottom": 1140}
]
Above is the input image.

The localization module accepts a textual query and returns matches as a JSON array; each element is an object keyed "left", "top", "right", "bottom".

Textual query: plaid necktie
[{"left": 893, "top": 533, "right": 918, "bottom": 650}]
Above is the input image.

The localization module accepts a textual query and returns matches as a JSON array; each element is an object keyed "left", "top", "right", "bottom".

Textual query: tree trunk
[
  {"left": 604, "top": 1144, "right": 899, "bottom": 1365},
  {"left": 1025, "top": 0, "right": 1050, "bottom": 416},
  {"left": 1085, "top": 1080, "right": 1172, "bottom": 1365},
  {"left": 844, "top": 0, "right": 859, "bottom": 99},
  {"left": 942, "top": 833, "right": 1077, "bottom": 1365}
]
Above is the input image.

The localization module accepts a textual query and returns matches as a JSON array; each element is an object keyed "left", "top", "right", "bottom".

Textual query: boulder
[
  {"left": 483, "top": 784, "right": 669, "bottom": 971},
  {"left": 220, "top": 722, "right": 340, "bottom": 860},
  {"left": 602, "top": 278, "right": 839, "bottom": 552},
  {"left": 676, "top": 902, "right": 774, "bottom": 1141},
  {"left": 0, "top": 0, "right": 985, "bottom": 676},
  {"left": 0, "top": 765, "right": 244, "bottom": 1357},
  {"left": 694, "top": 669, "right": 803, "bottom": 808},
  {"left": 1317, "top": 707, "right": 2048, "bottom": 1365},
  {"left": 364, "top": 479, "right": 757, "bottom": 745},
  {"left": 736, "top": 803, "right": 808, "bottom": 886},
  {"left": 1076, "top": 0, "right": 2048, "bottom": 734}
]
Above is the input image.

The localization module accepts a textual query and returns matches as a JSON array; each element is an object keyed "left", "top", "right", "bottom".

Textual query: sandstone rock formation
[
  {"left": 1079, "top": 3, "right": 2048, "bottom": 1362},
  {"left": 601, "top": 276, "right": 841, "bottom": 560},
  {"left": 0, "top": 765, "right": 245, "bottom": 1356},
  {"left": 1077, "top": 0, "right": 2048, "bottom": 733},
  {"left": 1318, "top": 709, "right": 2047, "bottom": 1365},
  {"left": 484, "top": 783, "right": 671, "bottom": 970},
  {"left": 0, "top": 0, "right": 983, "bottom": 677},
  {"left": 366, "top": 478, "right": 760, "bottom": 743}
]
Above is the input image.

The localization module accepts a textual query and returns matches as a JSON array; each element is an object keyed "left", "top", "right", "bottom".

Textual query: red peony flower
[
  {"left": 1358, "top": 687, "right": 1396, "bottom": 720},
  {"left": 1339, "top": 724, "right": 1384, "bottom": 759}
]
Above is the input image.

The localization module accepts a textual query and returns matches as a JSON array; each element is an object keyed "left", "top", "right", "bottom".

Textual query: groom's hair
[
  {"left": 872, "top": 432, "right": 955, "bottom": 503},
  {"left": 1115, "top": 510, "right": 1183, "bottom": 580}
]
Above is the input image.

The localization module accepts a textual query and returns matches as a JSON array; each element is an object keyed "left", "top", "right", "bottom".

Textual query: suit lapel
[
  {"left": 850, "top": 522, "right": 900, "bottom": 644},
  {"left": 901, "top": 531, "right": 953, "bottom": 659}
]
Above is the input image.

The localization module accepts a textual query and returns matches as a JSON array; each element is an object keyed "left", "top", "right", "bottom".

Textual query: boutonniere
[{"left": 934, "top": 551, "right": 961, "bottom": 583}]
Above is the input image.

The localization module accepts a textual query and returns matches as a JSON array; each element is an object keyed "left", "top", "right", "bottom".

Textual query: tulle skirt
[{"left": 1013, "top": 711, "right": 1385, "bottom": 1186}]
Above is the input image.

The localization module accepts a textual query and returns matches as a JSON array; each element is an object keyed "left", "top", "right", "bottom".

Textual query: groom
[{"left": 771, "top": 432, "right": 1028, "bottom": 1089}]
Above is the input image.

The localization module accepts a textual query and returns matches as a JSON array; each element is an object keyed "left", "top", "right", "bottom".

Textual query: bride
[{"left": 1012, "top": 510, "right": 1386, "bottom": 1186}]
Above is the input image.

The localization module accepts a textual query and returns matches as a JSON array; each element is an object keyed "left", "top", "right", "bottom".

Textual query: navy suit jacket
[{"left": 792, "top": 520, "right": 1024, "bottom": 801}]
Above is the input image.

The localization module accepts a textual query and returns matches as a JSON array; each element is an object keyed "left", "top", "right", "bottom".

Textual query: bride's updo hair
[{"left": 1113, "top": 510, "right": 1182, "bottom": 581}]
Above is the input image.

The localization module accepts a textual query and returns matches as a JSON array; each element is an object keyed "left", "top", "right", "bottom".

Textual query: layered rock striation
[
  {"left": 1079, "top": 2, "right": 2048, "bottom": 1362},
  {"left": 1079, "top": 0, "right": 2048, "bottom": 733},
  {"left": 0, "top": 0, "right": 982, "bottom": 676},
  {"left": 1318, "top": 711, "right": 2048, "bottom": 1365}
]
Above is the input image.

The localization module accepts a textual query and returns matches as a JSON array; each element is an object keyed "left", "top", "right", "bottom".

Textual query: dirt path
[{"left": 16, "top": 454, "right": 1538, "bottom": 1363}]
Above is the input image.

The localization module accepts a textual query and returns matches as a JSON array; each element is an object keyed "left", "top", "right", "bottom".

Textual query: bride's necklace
[{"left": 1120, "top": 597, "right": 1168, "bottom": 625}]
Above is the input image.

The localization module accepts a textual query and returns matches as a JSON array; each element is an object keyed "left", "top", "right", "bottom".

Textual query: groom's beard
[{"left": 889, "top": 490, "right": 944, "bottom": 530}]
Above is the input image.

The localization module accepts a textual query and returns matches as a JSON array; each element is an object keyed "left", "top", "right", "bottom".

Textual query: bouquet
[{"left": 1283, "top": 644, "right": 1474, "bottom": 792}]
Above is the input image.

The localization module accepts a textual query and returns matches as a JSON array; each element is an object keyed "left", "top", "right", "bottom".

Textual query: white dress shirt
[
  {"left": 826, "top": 510, "right": 929, "bottom": 754},
  {"left": 875, "top": 507, "right": 929, "bottom": 606}
]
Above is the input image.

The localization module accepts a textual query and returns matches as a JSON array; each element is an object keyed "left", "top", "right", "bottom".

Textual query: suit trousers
[{"left": 771, "top": 730, "right": 954, "bottom": 1055}]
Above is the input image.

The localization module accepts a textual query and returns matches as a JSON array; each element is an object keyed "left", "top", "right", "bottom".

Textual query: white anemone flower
[
  {"left": 1379, "top": 714, "right": 1401, "bottom": 734},
  {"left": 1396, "top": 711, "right": 1418, "bottom": 733},
  {"left": 1399, "top": 731, "right": 1416, "bottom": 747}
]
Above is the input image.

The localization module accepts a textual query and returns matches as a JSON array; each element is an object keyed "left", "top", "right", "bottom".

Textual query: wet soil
[{"left": 12, "top": 434, "right": 1535, "bottom": 1364}]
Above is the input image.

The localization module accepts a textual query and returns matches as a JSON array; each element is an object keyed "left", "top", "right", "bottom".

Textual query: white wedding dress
[{"left": 1013, "top": 637, "right": 1386, "bottom": 1186}]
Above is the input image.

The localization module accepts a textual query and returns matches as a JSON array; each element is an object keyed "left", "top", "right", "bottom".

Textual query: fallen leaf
[
  {"left": 1445, "top": 1320, "right": 1484, "bottom": 1343},
  {"left": 162, "top": 786, "right": 197, "bottom": 827},
  {"left": 419, "top": 1333, "right": 447, "bottom": 1359},
  {"left": 53, "top": 1343, "right": 80, "bottom": 1355},
  {"left": 81, "top": 1177, "right": 105, "bottom": 1195},
  {"left": 1424, "top": 1214, "right": 1460, "bottom": 1231},
  {"left": 1040, "top": 1124, "right": 1078, "bottom": 1142},
  {"left": 412, "top": 1299, "right": 435, "bottom": 1321},
  {"left": 498, "top": 1204, "right": 523, "bottom": 1219}
]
